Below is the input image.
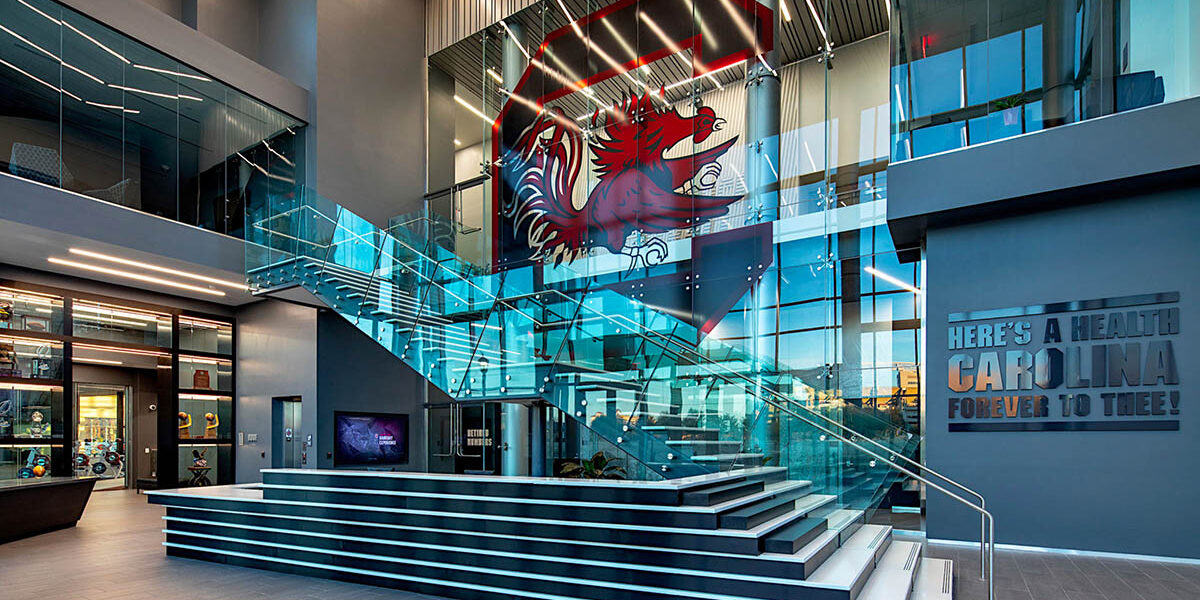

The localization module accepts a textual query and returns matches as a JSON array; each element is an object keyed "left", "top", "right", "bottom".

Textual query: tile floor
[{"left": 1, "top": 488, "right": 1196, "bottom": 600}]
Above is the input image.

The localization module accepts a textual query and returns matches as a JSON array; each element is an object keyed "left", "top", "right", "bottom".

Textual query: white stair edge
[
  {"left": 856, "top": 541, "right": 923, "bottom": 600},
  {"left": 911, "top": 558, "right": 954, "bottom": 600},
  {"left": 805, "top": 525, "right": 893, "bottom": 591}
]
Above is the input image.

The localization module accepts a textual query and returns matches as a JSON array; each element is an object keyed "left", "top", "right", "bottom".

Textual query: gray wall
[
  {"left": 314, "top": 0, "right": 427, "bottom": 225},
  {"left": 316, "top": 311, "right": 426, "bottom": 471},
  {"left": 924, "top": 189, "right": 1199, "bottom": 558},
  {"left": 235, "top": 300, "right": 318, "bottom": 481},
  {"left": 194, "top": 0, "right": 261, "bottom": 62}
]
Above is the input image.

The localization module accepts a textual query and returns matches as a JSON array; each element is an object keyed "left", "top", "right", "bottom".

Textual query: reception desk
[{"left": 0, "top": 477, "right": 97, "bottom": 543}]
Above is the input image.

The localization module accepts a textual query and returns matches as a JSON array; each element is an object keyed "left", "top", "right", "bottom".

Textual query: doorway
[
  {"left": 428, "top": 401, "right": 500, "bottom": 475},
  {"left": 74, "top": 383, "right": 129, "bottom": 490},
  {"left": 272, "top": 396, "right": 302, "bottom": 469}
]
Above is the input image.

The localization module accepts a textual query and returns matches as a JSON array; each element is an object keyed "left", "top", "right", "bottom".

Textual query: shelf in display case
[
  {"left": 0, "top": 287, "right": 65, "bottom": 336},
  {"left": 177, "top": 392, "right": 232, "bottom": 440},
  {"left": 178, "top": 316, "right": 234, "bottom": 357},
  {"left": 177, "top": 355, "right": 232, "bottom": 392}
]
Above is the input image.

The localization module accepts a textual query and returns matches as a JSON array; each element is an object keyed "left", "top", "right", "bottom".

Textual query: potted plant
[
  {"left": 559, "top": 451, "right": 628, "bottom": 479},
  {"left": 994, "top": 94, "right": 1026, "bottom": 126}
]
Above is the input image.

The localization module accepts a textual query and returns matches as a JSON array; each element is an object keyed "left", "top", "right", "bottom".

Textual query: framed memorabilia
[
  {"left": 193, "top": 369, "right": 211, "bottom": 389},
  {"left": 22, "top": 315, "right": 49, "bottom": 332},
  {"left": 0, "top": 301, "right": 11, "bottom": 323}
]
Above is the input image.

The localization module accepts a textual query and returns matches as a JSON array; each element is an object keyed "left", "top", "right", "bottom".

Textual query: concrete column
[
  {"left": 1043, "top": 0, "right": 1078, "bottom": 127},
  {"left": 500, "top": 19, "right": 532, "bottom": 476},
  {"left": 744, "top": 0, "right": 781, "bottom": 222}
]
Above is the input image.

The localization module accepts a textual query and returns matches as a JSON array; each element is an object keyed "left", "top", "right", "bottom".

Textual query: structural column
[
  {"left": 744, "top": 0, "right": 781, "bottom": 222},
  {"left": 500, "top": 19, "right": 532, "bottom": 476}
]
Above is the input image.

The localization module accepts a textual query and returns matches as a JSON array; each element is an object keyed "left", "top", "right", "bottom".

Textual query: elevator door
[{"left": 272, "top": 397, "right": 302, "bottom": 469}]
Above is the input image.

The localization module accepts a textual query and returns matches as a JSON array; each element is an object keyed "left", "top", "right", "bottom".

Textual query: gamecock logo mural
[{"left": 492, "top": 0, "right": 774, "bottom": 271}]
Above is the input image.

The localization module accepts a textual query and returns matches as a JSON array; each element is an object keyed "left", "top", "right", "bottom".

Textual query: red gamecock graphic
[{"left": 500, "top": 91, "right": 743, "bottom": 267}]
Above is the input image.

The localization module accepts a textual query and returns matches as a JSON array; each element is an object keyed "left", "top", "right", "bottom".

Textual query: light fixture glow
[
  {"left": 498, "top": 20, "right": 530, "bottom": 60},
  {"left": 73, "top": 343, "right": 171, "bottom": 357},
  {"left": 68, "top": 248, "right": 248, "bottom": 291},
  {"left": 74, "top": 357, "right": 123, "bottom": 365},
  {"left": 73, "top": 312, "right": 150, "bottom": 327},
  {"left": 453, "top": 138, "right": 462, "bottom": 146},
  {"left": 486, "top": 68, "right": 503, "bottom": 84},
  {"left": 803, "top": 0, "right": 833, "bottom": 52},
  {"left": 63, "top": 21, "right": 130, "bottom": 64},
  {"left": 864, "top": 266, "right": 922, "bottom": 295},
  {"left": 0, "top": 56, "right": 81, "bottom": 101},
  {"left": 454, "top": 94, "right": 493, "bottom": 125},
  {"left": 131, "top": 63, "right": 212, "bottom": 81},
  {"left": 108, "top": 83, "right": 201, "bottom": 102},
  {"left": 85, "top": 100, "right": 139, "bottom": 114},
  {"left": 47, "top": 257, "right": 226, "bottom": 297},
  {"left": 18, "top": 0, "right": 60, "bottom": 25},
  {"left": 780, "top": 1, "right": 793, "bottom": 22}
]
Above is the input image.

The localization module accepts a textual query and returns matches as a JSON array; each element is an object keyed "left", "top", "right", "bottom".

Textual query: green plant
[
  {"left": 559, "top": 451, "right": 628, "bottom": 479},
  {"left": 994, "top": 93, "right": 1026, "bottom": 111}
]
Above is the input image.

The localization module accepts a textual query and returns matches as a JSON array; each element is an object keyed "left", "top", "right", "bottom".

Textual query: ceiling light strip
[
  {"left": 68, "top": 248, "right": 248, "bottom": 291},
  {"left": 73, "top": 357, "right": 123, "bottom": 365},
  {"left": 131, "top": 63, "right": 212, "bottom": 81},
  {"left": 864, "top": 266, "right": 922, "bottom": 295},
  {"left": 47, "top": 257, "right": 226, "bottom": 297},
  {"left": 73, "top": 344, "right": 171, "bottom": 357}
]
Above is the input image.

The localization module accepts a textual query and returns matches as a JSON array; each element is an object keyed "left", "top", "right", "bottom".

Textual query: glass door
[
  {"left": 74, "top": 383, "right": 128, "bottom": 490},
  {"left": 427, "top": 401, "right": 500, "bottom": 475}
]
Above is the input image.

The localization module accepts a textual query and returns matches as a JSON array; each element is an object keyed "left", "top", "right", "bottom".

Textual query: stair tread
[
  {"left": 805, "top": 525, "right": 892, "bottom": 589},
  {"left": 693, "top": 453, "right": 766, "bottom": 461},
  {"left": 682, "top": 479, "right": 762, "bottom": 506},
  {"left": 857, "top": 541, "right": 924, "bottom": 600},
  {"left": 911, "top": 558, "right": 954, "bottom": 600},
  {"left": 762, "top": 516, "right": 827, "bottom": 554},
  {"left": 710, "top": 480, "right": 812, "bottom": 514}
]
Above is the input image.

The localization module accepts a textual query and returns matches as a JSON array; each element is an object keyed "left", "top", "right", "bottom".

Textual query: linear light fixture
[
  {"left": 780, "top": 1, "right": 793, "bottom": 22},
  {"left": 486, "top": 68, "right": 503, "bottom": 84},
  {"left": 63, "top": 21, "right": 130, "bottom": 64},
  {"left": 1, "top": 382, "right": 61, "bottom": 392},
  {"left": 74, "top": 357, "right": 123, "bottom": 365},
  {"left": 0, "top": 23, "right": 104, "bottom": 85},
  {"left": 85, "top": 100, "right": 140, "bottom": 114},
  {"left": 454, "top": 94, "right": 492, "bottom": 124},
  {"left": 454, "top": 138, "right": 462, "bottom": 146},
  {"left": 18, "top": 0, "right": 60, "bottom": 25},
  {"left": 108, "top": 83, "right": 202, "bottom": 102},
  {"left": 73, "top": 343, "right": 171, "bottom": 357},
  {"left": 132, "top": 63, "right": 212, "bottom": 81},
  {"left": 498, "top": 20, "right": 530, "bottom": 61},
  {"left": 73, "top": 303, "right": 167, "bottom": 322},
  {"left": 0, "top": 56, "right": 81, "bottom": 101},
  {"left": 68, "top": 248, "right": 248, "bottom": 291},
  {"left": 864, "top": 266, "right": 922, "bottom": 295},
  {"left": 73, "top": 312, "right": 149, "bottom": 327},
  {"left": 47, "top": 257, "right": 226, "bottom": 297},
  {"left": 803, "top": 0, "right": 833, "bottom": 52}
]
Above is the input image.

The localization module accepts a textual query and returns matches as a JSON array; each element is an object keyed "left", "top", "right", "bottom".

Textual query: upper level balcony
[{"left": 0, "top": 0, "right": 306, "bottom": 240}]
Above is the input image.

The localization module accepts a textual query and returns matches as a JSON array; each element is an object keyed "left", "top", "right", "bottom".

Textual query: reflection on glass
[
  {"left": 0, "top": 0, "right": 305, "bottom": 237},
  {"left": 0, "top": 383, "right": 63, "bottom": 439},
  {"left": 178, "top": 394, "right": 230, "bottom": 440},
  {"left": 74, "top": 383, "right": 126, "bottom": 486},
  {"left": 178, "top": 316, "right": 233, "bottom": 355},
  {"left": 893, "top": 0, "right": 1200, "bottom": 159},
  {"left": 0, "top": 287, "right": 64, "bottom": 334},
  {"left": 0, "top": 335, "right": 62, "bottom": 380},
  {"left": 178, "top": 356, "right": 232, "bottom": 392},
  {"left": 0, "top": 444, "right": 55, "bottom": 480},
  {"left": 71, "top": 300, "right": 171, "bottom": 346}
]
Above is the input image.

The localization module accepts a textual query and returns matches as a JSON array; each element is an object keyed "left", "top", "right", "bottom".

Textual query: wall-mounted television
[{"left": 333, "top": 411, "right": 409, "bottom": 467}]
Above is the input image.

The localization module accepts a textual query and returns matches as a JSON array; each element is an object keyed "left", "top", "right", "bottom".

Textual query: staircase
[
  {"left": 201, "top": 191, "right": 965, "bottom": 599},
  {"left": 148, "top": 468, "right": 954, "bottom": 600}
]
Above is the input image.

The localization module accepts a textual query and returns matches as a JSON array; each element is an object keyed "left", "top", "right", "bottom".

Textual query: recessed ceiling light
[
  {"left": 68, "top": 248, "right": 248, "bottom": 291},
  {"left": 47, "top": 257, "right": 226, "bottom": 297}
]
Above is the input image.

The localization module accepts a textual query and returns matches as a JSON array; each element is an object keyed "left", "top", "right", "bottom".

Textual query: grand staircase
[
  {"left": 148, "top": 468, "right": 954, "bottom": 600},
  {"left": 145, "top": 190, "right": 968, "bottom": 598}
]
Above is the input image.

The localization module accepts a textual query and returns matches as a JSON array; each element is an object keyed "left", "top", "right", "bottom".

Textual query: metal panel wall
[{"left": 425, "top": 0, "right": 538, "bottom": 56}]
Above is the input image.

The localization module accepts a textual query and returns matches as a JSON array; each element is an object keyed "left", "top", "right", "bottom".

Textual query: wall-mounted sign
[{"left": 946, "top": 292, "right": 1180, "bottom": 432}]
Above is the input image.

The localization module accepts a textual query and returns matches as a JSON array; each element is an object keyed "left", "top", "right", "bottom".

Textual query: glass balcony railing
[
  {"left": 247, "top": 186, "right": 920, "bottom": 515},
  {"left": 0, "top": 0, "right": 305, "bottom": 237},
  {"left": 892, "top": 0, "right": 1200, "bottom": 160}
]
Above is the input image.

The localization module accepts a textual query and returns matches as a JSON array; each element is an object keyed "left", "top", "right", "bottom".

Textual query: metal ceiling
[{"left": 432, "top": 0, "right": 890, "bottom": 119}]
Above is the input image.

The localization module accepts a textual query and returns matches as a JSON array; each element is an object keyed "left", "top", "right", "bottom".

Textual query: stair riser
[
  {"left": 683, "top": 480, "right": 764, "bottom": 506},
  {"left": 761, "top": 518, "right": 827, "bottom": 554},
  {"left": 164, "top": 521, "right": 810, "bottom": 598},
  {"left": 261, "top": 487, "right": 724, "bottom": 528},
  {"left": 164, "top": 506, "right": 815, "bottom": 580},
  {"left": 149, "top": 496, "right": 763, "bottom": 554},
  {"left": 718, "top": 485, "right": 813, "bottom": 530},
  {"left": 262, "top": 472, "right": 687, "bottom": 506}
]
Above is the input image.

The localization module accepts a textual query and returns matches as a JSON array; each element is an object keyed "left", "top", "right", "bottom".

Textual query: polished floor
[{"left": 0, "top": 489, "right": 1197, "bottom": 600}]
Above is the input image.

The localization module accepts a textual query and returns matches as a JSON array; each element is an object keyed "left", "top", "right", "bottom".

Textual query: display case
[
  {"left": 0, "top": 287, "right": 64, "bottom": 335},
  {"left": 177, "top": 442, "right": 230, "bottom": 486},
  {"left": 0, "top": 336, "right": 63, "bottom": 381},
  {"left": 179, "top": 317, "right": 233, "bottom": 356},
  {"left": 72, "top": 300, "right": 172, "bottom": 347},
  {"left": 178, "top": 356, "right": 232, "bottom": 392},
  {"left": 0, "top": 384, "right": 64, "bottom": 440},
  {"left": 0, "top": 444, "right": 56, "bottom": 480},
  {"left": 177, "top": 394, "right": 232, "bottom": 440}
]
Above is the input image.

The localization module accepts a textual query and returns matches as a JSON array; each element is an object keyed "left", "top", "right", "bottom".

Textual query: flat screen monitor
[{"left": 333, "top": 411, "right": 409, "bottom": 466}]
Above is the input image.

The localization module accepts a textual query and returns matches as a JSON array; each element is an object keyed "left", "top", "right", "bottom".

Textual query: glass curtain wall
[
  {"left": 424, "top": 0, "right": 922, "bottom": 517},
  {"left": 891, "top": 0, "right": 1200, "bottom": 160},
  {"left": 0, "top": 0, "right": 305, "bottom": 237}
]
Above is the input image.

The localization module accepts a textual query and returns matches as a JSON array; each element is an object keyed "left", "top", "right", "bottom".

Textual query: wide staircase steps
[{"left": 148, "top": 468, "right": 954, "bottom": 600}]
